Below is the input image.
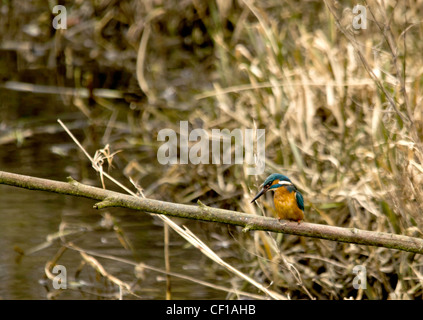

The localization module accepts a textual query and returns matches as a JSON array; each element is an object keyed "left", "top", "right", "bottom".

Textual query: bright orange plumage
[{"left": 273, "top": 186, "right": 304, "bottom": 222}]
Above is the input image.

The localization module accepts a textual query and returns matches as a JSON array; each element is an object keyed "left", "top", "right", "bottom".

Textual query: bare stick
[{"left": 1, "top": 170, "right": 423, "bottom": 255}]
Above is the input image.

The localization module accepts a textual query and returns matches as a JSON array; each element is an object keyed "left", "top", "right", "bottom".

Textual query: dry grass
[{"left": 3, "top": 0, "right": 423, "bottom": 299}]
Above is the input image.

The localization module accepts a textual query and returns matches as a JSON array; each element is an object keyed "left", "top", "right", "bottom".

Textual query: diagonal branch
[{"left": 1, "top": 170, "right": 423, "bottom": 255}]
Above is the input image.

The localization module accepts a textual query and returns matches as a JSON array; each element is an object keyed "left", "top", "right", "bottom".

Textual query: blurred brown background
[{"left": 1, "top": 0, "right": 423, "bottom": 300}]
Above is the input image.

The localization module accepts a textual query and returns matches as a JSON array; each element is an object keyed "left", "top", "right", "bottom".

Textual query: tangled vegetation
[{"left": 2, "top": 0, "right": 423, "bottom": 299}]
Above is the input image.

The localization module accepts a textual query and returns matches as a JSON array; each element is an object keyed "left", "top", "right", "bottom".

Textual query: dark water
[{"left": 0, "top": 90, "right": 230, "bottom": 300}]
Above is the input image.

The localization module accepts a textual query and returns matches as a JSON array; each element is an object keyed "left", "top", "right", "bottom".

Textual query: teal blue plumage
[{"left": 295, "top": 191, "right": 304, "bottom": 211}]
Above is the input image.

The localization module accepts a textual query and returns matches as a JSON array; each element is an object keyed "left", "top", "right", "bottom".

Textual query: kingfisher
[{"left": 251, "top": 173, "right": 305, "bottom": 223}]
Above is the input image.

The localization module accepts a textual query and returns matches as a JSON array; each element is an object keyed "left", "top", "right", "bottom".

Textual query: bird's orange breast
[{"left": 273, "top": 187, "right": 304, "bottom": 222}]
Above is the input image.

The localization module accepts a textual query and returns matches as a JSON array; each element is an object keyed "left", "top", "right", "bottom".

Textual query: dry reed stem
[{"left": 55, "top": 119, "right": 284, "bottom": 300}]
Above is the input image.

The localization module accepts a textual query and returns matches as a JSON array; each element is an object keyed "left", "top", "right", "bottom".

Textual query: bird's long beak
[{"left": 251, "top": 186, "right": 268, "bottom": 203}]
